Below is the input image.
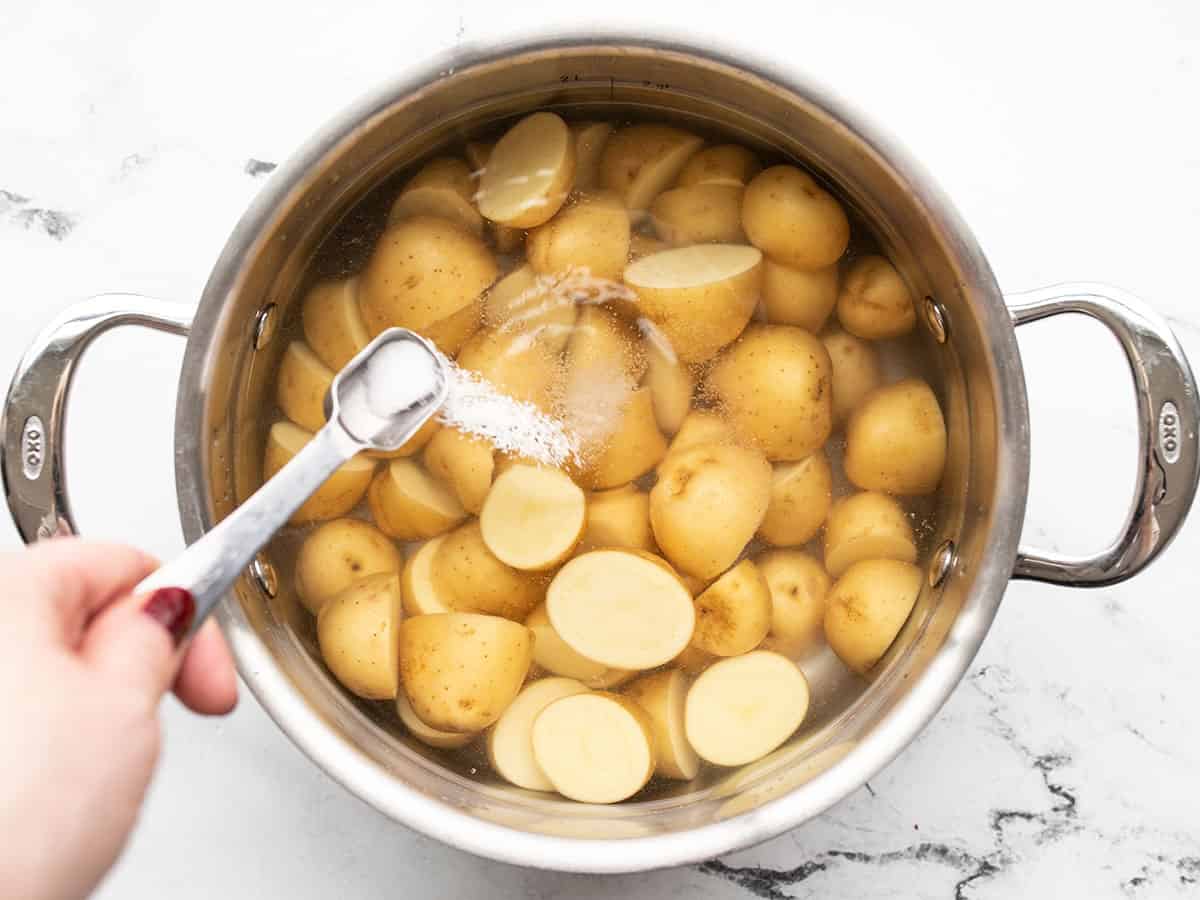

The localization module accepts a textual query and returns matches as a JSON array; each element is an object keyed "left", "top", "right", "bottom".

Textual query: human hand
[{"left": 0, "top": 538, "right": 238, "bottom": 900}]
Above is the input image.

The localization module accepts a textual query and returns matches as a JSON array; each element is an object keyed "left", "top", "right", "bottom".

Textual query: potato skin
[
  {"left": 824, "top": 559, "right": 921, "bottom": 674},
  {"left": 704, "top": 324, "right": 833, "bottom": 461},
  {"left": 836, "top": 255, "right": 916, "bottom": 339},
  {"left": 677, "top": 144, "right": 761, "bottom": 188},
  {"left": 844, "top": 378, "right": 947, "bottom": 495},
  {"left": 691, "top": 559, "right": 772, "bottom": 656},
  {"left": 599, "top": 124, "right": 703, "bottom": 213},
  {"left": 295, "top": 518, "right": 402, "bottom": 616},
  {"left": 527, "top": 192, "right": 630, "bottom": 281},
  {"left": 316, "top": 573, "right": 403, "bottom": 700},
  {"left": 399, "top": 613, "right": 534, "bottom": 732},
  {"left": 758, "top": 550, "right": 830, "bottom": 658},
  {"left": 264, "top": 423, "right": 375, "bottom": 524},
  {"left": 366, "top": 457, "right": 467, "bottom": 541},
  {"left": 742, "top": 165, "right": 850, "bottom": 269},
  {"left": 650, "top": 184, "right": 745, "bottom": 246},
  {"left": 823, "top": 491, "right": 917, "bottom": 577},
  {"left": 433, "top": 521, "right": 544, "bottom": 621},
  {"left": 579, "top": 484, "right": 656, "bottom": 553},
  {"left": 301, "top": 277, "right": 368, "bottom": 371},
  {"left": 650, "top": 442, "right": 772, "bottom": 579},
  {"left": 758, "top": 452, "right": 833, "bottom": 547},
  {"left": 821, "top": 330, "right": 883, "bottom": 425},
  {"left": 761, "top": 259, "right": 838, "bottom": 332}
]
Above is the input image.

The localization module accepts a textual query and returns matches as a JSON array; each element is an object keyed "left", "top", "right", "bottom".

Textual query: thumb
[{"left": 80, "top": 588, "right": 195, "bottom": 704}]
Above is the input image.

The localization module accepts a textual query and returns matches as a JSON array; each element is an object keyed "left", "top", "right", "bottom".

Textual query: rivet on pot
[
  {"left": 252, "top": 303, "right": 278, "bottom": 350},
  {"left": 249, "top": 554, "right": 278, "bottom": 598},
  {"left": 922, "top": 296, "right": 948, "bottom": 344},
  {"left": 929, "top": 540, "right": 956, "bottom": 588}
]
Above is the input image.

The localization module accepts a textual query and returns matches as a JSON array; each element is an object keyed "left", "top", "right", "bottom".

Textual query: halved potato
[
  {"left": 844, "top": 378, "right": 947, "bottom": 495},
  {"left": 823, "top": 491, "right": 917, "bottom": 577},
  {"left": 758, "top": 452, "right": 833, "bottom": 547},
  {"left": 433, "top": 521, "right": 544, "bottom": 621},
  {"left": 650, "top": 184, "right": 745, "bottom": 246},
  {"left": 691, "top": 559, "right": 772, "bottom": 657},
  {"left": 488, "top": 677, "right": 589, "bottom": 791},
  {"left": 624, "top": 669, "right": 699, "bottom": 780},
  {"left": 276, "top": 341, "right": 333, "bottom": 432},
  {"left": 400, "top": 535, "right": 454, "bottom": 616},
  {"left": 836, "top": 255, "right": 915, "bottom": 339},
  {"left": 423, "top": 427, "right": 495, "bottom": 514},
  {"left": 822, "top": 329, "right": 883, "bottom": 425},
  {"left": 480, "top": 463, "right": 586, "bottom": 570},
  {"left": 570, "top": 121, "right": 613, "bottom": 191},
  {"left": 758, "top": 550, "right": 831, "bottom": 657},
  {"left": 421, "top": 299, "right": 483, "bottom": 357},
  {"left": 566, "top": 304, "right": 647, "bottom": 385},
  {"left": 641, "top": 321, "right": 695, "bottom": 434},
  {"left": 294, "top": 517, "right": 402, "bottom": 616},
  {"left": 628, "top": 232, "right": 671, "bottom": 260},
  {"left": 264, "top": 422, "right": 375, "bottom": 524},
  {"left": 396, "top": 691, "right": 474, "bottom": 750},
  {"left": 476, "top": 112, "right": 575, "bottom": 228},
  {"left": 531, "top": 691, "right": 656, "bottom": 803},
  {"left": 527, "top": 192, "right": 630, "bottom": 281},
  {"left": 677, "top": 144, "right": 761, "bottom": 188},
  {"left": 685, "top": 650, "right": 810, "bottom": 766},
  {"left": 399, "top": 612, "right": 534, "bottom": 732},
  {"left": 546, "top": 549, "right": 695, "bottom": 669},
  {"left": 624, "top": 244, "right": 762, "bottom": 363},
  {"left": 761, "top": 259, "right": 839, "bottom": 332},
  {"left": 742, "top": 165, "right": 850, "bottom": 270},
  {"left": 367, "top": 457, "right": 467, "bottom": 541},
  {"left": 463, "top": 140, "right": 523, "bottom": 252},
  {"left": 650, "top": 442, "right": 772, "bottom": 579},
  {"left": 302, "top": 277, "right": 369, "bottom": 371},
  {"left": 578, "top": 483, "right": 655, "bottom": 553},
  {"left": 316, "top": 573, "right": 402, "bottom": 700},
  {"left": 388, "top": 156, "right": 483, "bottom": 236},
  {"left": 579, "top": 387, "right": 668, "bottom": 490},
  {"left": 600, "top": 124, "right": 704, "bottom": 216},
  {"left": 824, "top": 559, "right": 921, "bottom": 674},
  {"left": 525, "top": 603, "right": 625, "bottom": 687},
  {"left": 664, "top": 410, "right": 739, "bottom": 460},
  {"left": 483, "top": 264, "right": 577, "bottom": 352},
  {"left": 456, "top": 326, "right": 563, "bottom": 412}
]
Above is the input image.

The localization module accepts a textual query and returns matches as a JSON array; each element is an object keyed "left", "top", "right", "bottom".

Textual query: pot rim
[{"left": 174, "top": 28, "right": 1030, "bottom": 872}]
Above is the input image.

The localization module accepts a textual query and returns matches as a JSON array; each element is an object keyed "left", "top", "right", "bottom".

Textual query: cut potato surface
[
  {"left": 844, "top": 378, "right": 947, "bottom": 495},
  {"left": 525, "top": 603, "right": 622, "bottom": 686},
  {"left": 823, "top": 491, "right": 917, "bottom": 577},
  {"left": 625, "top": 669, "right": 699, "bottom": 780},
  {"left": 742, "top": 165, "right": 850, "bottom": 270},
  {"left": 265, "top": 422, "right": 375, "bottom": 524},
  {"left": 388, "top": 156, "right": 483, "bottom": 236},
  {"left": 578, "top": 484, "right": 655, "bottom": 553},
  {"left": 531, "top": 692, "right": 655, "bottom": 803},
  {"left": 396, "top": 692, "right": 474, "bottom": 750},
  {"left": 600, "top": 124, "right": 704, "bottom": 216},
  {"left": 677, "top": 144, "right": 761, "bottom": 188},
  {"left": 316, "top": 573, "right": 403, "bottom": 700},
  {"left": 433, "top": 521, "right": 544, "bottom": 621},
  {"left": 641, "top": 323, "right": 695, "bottom": 435},
  {"left": 295, "top": 518, "right": 402, "bottom": 616},
  {"left": 400, "top": 536, "right": 454, "bottom": 616},
  {"left": 692, "top": 559, "right": 772, "bottom": 657},
  {"left": 276, "top": 341, "right": 333, "bottom": 432},
  {"left": 759, "top": 550, "right": 831, "bottom": 658},
  {"left": 570, "top": 122, "right": 613, "bottom": 191},
  {"left": 367, "top": 457, "right": 467, "bottom": 541},
  {"left": 758, "top": 452, "right": 833, "bottom": 547},
  {"left": 824, "top": 559, "right": 921, "bottom": 674},
  {"left": 546, "top": 549, "right": 695, "bottom": 669},
  {"left": 476, "top": 112, "right": 575, "bottom": 229},
  {"left": 302, "top": 277, "right": 369, "bottom": 371},
  {"left": 685, "top": 650, "right": 810, "bottom": 766},
  {"left": 480, "top": 464, "right": 586, "bottom": 570},
  {"left": 489, "top": 677, "right": 589, "bottom": 791}
]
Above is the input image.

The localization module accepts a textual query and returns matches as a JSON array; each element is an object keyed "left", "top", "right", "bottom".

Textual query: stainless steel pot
[{"left": 3, "top": 34, "right": 1197, "bottom": 873}]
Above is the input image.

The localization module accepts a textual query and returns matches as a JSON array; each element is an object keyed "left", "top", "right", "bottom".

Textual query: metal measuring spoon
[{"left": 136, "top": 328, "right": 448, "bottom": 639}]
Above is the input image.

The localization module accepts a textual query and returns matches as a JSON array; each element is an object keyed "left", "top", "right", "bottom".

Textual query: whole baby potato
[
  {"left": 676, "top": 144, "right": 761, "bottom": 188},
  {"left": 358, "top": 214, "right": 498, "bottom": 338},
  {"left": 760, "top": 259, "right": 839, "bottom": 332},
  {"left": 650, "top": 441, "right": 772, "bottom": 579},
  {"left": 704, "top": 324, "right": 833, "bottom": 461},
  {"left": 650, "top": 184, "right": 745, "bottom": 246},
  {"left": 264, "top": 422, "right": 375, "bottom": 524},
  {"left": 835, "top": 255, "right": 916, "bottom": 340},
  {"left": 527, "top": 192, "right": 630, "bottom": 281},
  {"left": 758, "top": 451, "right": 833, "bottom": 547},
  {"left": 316, "top": 573, "right": 403, "bottom": 700},
  {"left": 399, "top": 612, "right": 534, "bottom": 732},
  {"left": 433, "top": 521, "right": 544, "bottom": 621},
  {"left": 824, "top": 559, "right": 921, "bottom": 674},
  {"left": 844, "top": 378, "right": 947, "bottom": 495},
  {"left": 295, "top": 517, "right": 403, "bottom": 616},
  {"left": 821, "top": 329, "right": 883, "bottom": 425},
  {"left": 742, "top": 165, "right": 850, "bottom": 270}
]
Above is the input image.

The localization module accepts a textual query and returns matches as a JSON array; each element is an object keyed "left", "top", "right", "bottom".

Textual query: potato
[
  {"left": 651, "top": 184, "right": 745, "bottom": 246},
  {"left": 276, "top": 341, "right": 333, "bottom": 432},
  {"left": 463, "top": 141, "right": 524, "bottom": 252},
  {"left": 483, "top": 264, "right": 577, "bottom": 353},
  {"left": 823, "top": 491, "right": 917, "bottom": 577},
  {"left": 480, "top": 464, "right": 586, "bottom": 570},
  {"left": 664, "top": 410, "right": 739, "bottom": 460},
  {"left": 758, "top": 452, "right": 833, "bottom": 547},
  {"left": 628, "top": 232, "right": 670, "bottom": 259},
  {"left": 624, "top": 244, "right": 762, "bottom": 363},
  {"left": 844, "top": 378, "right": 947, "bottom": 495},
  {"left": 600, "top": 124, "right": 704, "bottom": 215},
  {"left": 642, "top": 332, "right": 694, "bottom": 434},
  {"left": 525, "top": 603, "right": 625, "bottom": 687},
  {"left": 677, "top": 144, "right": 761, "bottom": 188},
  {"left": 302, "top": 277, "right": 369, "bottom": 371},
  {"left": 566, "top": 304, "right": 646, "bottom": 385},
  {"left": 691, "top": 559, "right": 772, "bottom": 656},
  {"left": 388, "top": 156, "right": 484, "bottom": 236},
  {"left": 531, "top": 692, "right": 655, "bottom": 802},
  {"left": 399, "top": 612, "right": 534, "bottom": 732},
  {"left": 684, "top": 650, "right": 810, "bottom": 766},
  {"left": 824, "top": 559, "right": 921, "bottom": 673},
  {"left": 264, "top": 422, "right": 375, "bottom": 524},
  {"left": 423, "top": 427, "right": 495, "bottom": 514},
  {"left": 420, "top": 299, "right": 483, "bottom": 357},
  {"left": 580, "top": 387, "right": 668, "bottom": 490},
  {"left": 365, "top": 415, "right": 440, "bottom": 461},
  {"left": 673, "top": 643, "right": 716, "bottom": 676},
  {"left": 316, "top": 573, "right": 402, "bottom": 700},
  {"left": 570, "top": 121, "right": 613, "bottom": 191},
  {"left": 761, "top": 259, "right": 839, "bottom": 332},
  {"left": 822, "top": 330, "right": 883, "bottom": 425},
  {"left": 433, "top": 521, "right": 544, "bottom": 621},
  {"left": 650, "top": 442, "right": 771, "bottom": 579},
  {"left": 488, "top": 677, "right": 588, "bottom": 791},
  {"left": 624, "top": 669, "right": 699, "bottom": 780},
  {"left": 704, "top": 324, "right": 833, "bottom": 460},
  {"left": 396, "top": 691, "right": 474, "bottom": 750},
  {"left": 367, "top": 457, "right": 467, "bottom": 541},
  {"left": 456, "top": 326, "right": 563, "bottom": 412},
  {"left": 546, "top": 549, "right": 695, "bottom": 669},
  {"left": 758, "top": 550, "right": 831, "bottom": 657},
  {"left": 742, "top": 165, "right": 850, "bottom": 270},
  {"left": 527, "top": 192, "right": 630, "bottom": 281},
  {"left": 294, "top": 518, "right": 402, "bottom": 616},
  {"left": 476, "top": 112, "right": 575, "bottom": 228},
  {"left": 578, "top": 484, "right": 655, "bottom": 553},
  {"left": 400, "top": 535, "right": 453, "bottom": 616},
  {"left": 836, "top": 255, "right": 915, "bottom": 339}
]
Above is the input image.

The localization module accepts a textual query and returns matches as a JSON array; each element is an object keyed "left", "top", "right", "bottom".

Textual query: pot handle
[
  {"left": 1, "top": 294, "right": 194, "bottom": 544},
  {"left": 1008, "top": 283, "right": 1199, "bottom": 586}
]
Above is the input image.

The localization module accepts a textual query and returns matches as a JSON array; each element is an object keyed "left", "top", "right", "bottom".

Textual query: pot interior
[{"left": 186, "top": 41, "right": 1018, "bottom": 844}]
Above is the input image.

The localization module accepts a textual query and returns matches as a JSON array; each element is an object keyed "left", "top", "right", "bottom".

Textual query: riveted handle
[{"left": 1008, "top": 283, "right": 1198, "bottom": 586}]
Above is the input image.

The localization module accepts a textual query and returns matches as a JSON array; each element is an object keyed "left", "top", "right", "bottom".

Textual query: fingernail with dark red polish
[{"left": 142, "top": 587, "right": 195, "bottom": 646}]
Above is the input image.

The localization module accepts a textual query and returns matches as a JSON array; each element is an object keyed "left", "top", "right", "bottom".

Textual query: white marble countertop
[{"left": 3, "top": 1, "right": 1199, "bottom": 897}]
